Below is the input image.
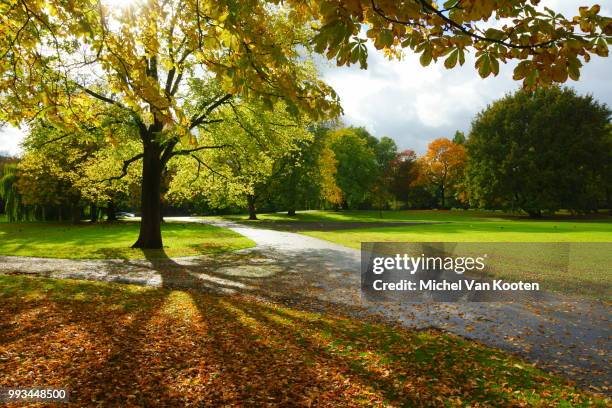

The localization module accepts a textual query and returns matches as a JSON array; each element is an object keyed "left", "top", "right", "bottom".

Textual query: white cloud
[{"left": 0, "top": 126, "right": 25, "bottom": 156}]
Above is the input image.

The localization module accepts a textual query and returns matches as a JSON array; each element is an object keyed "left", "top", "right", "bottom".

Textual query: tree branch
[
  {"left": 75, "top": 83, "right": 122, "bottom": 107},
  {"left": 189, "top": 94, "right": 232, "bottom": 129},
  {"left": 371, "top": 0, "right": 556, "bottom": 50},
  {"left": 190, "top": 154, "right": 227, "bottom": 180},
  {"left": 171, "top": 144, "right": 230, "bottom": 158},
  {"left": 104, "top": 153, "right": 144, "bottom": 182}
]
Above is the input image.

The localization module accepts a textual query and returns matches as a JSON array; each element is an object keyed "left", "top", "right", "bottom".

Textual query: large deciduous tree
[
  {"left": 1, "top": 0, "right": 609, "bottom": 246},
  {"left": 466, "top": 87, "right": 611, "bottom": 216},
  {"left": 0, "top": 0, "right": 339, "bottom": 248}
]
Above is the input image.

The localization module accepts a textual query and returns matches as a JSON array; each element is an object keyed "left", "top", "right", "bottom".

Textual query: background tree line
[{"left": 1, "top": 86, "right": 610, "bottom": 221}]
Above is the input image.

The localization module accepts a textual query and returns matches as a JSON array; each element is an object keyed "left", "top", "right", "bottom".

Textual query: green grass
[
  {"left": 222, "top": 210, "right": 612, "bottom": 242},
  {"left": 0, "top": 221, "right": 254, "bottom": 259},
  {"left": 0, "top": 274, "right": 607, "bottom": 406}
]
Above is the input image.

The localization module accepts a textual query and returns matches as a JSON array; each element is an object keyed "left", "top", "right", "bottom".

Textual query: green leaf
[
  {"left": 443, "top": 0, "right": 460, "bottom": 9},
  {"left": 476, "top": 54, "right": 491, "bottom": 77},
  {"left": 458, "top": 49, "right": 465, "bottom": 66},
  {"left": 420, "top": 49, "right": 433, "bottom": 67},
  {"left": 490, "top": 57, "right": 500, "bottom": 76},
  {"left": 444, "top": 49, "right": 459, "bottom": 69}
]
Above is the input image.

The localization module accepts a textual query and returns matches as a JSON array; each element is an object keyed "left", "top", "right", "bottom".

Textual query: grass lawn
[
  {"left": 221, "top": 210, "right": 612, "bottom": 300},
  {"left": 0, "top": 275, "right": 607, "bottom": 407},
  {"left": 222, "top": 210, "right": 612, "bottom": 243},
  {"left": 0, "top": 221, "right": 254, "bottom": 259}
]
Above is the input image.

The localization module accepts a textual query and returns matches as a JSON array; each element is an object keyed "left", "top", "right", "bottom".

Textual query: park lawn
[
  {"left": 223, "top": 210, "right": 612, "bottom": 242},
  {"left": 0, "top": 221, "right": 254, "bottom": 259},
  {"left": 0, "top": 275, "right": 607, "bottom": 407},
  {"left": 223, "top": 210, "right": 612, "bottom": 299}
]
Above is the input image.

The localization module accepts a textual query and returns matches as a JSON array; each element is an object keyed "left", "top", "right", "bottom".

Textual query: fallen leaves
[{"left": 0, "top": 275, "right": 609, "bottom": 407}]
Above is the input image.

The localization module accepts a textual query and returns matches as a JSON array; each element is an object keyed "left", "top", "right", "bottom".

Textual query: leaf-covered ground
[
  {"left": 0, "top": 221, "right": 254, "bottom": 259},
  {"left": 0, "top": 275, "right": 607, "bottom": 407}
]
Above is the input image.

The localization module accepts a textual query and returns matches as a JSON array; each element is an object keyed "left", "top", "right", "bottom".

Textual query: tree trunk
[
  {"left": 527, "top": 209, "right": 542, "bottom": 218},
  {"left": 132, "top": 140, "right": 164, "bottom": 249},
  {"left": 90, "top": 203, "right": 98, "bottom": 223},
  {"left": 287, "top": 208, "right": 296, "bottom": 216},
  {"left": 247, "top": 195, "right": 258, "bottom": 220},
  {"left": 71, "top": 204, "right": 81, "bottom": 224},
  {"left": 106, "top": 200, "right": 117, "bottom": 222}
]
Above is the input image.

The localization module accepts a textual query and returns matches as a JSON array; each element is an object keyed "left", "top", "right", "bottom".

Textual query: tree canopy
[
  {"left": 466, "top": 87, "right": 611, "bottom": 216},
  {"left": 0, "top": 0, "right": 342, "bottom": 247}
]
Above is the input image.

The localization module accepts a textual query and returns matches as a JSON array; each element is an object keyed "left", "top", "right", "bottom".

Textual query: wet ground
[{"left": 0, "top": 217, "right": 609, "bottom": 393}]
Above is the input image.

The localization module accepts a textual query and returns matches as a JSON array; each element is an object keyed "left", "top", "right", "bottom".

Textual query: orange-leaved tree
[{"left": 416, "top": 138, "right": 467, "bottom": 208}]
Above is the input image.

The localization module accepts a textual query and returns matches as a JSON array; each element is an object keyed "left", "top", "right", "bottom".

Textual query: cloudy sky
[
  {"left": 319, "top": 0, "right": 612, "bottom": 153},
  {"left": 0, "top": 0, "right": 610, "bottom": 156}
]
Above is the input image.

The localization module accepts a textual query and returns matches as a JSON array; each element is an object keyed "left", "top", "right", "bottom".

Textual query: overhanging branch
[
  {"left": 371, "top": 0, "right": 556, "bottom": 50},
  {"left": 190, "top": 154, "right": 227, "bottom": 180}
]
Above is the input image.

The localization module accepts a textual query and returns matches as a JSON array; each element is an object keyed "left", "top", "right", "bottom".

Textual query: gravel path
[{"left": 0, "top": 216, "right": 609, "bottom": 393}]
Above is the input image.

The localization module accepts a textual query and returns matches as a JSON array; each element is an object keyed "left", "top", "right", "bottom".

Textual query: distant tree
[
  {"left": 17, "top": 121, "right": 139, "bottom": 223},
  {"left": 318, "top": 144, "right": 343, "bottom": 208},
  {"left": 466, "top": 87, "right": 611, "bottom": 216},
  {"left": 388, "top": 150, "right": 419, "bottom": 203},
  {"left": 329, "top": 128, "right": 378, "bottom": 209},
  {"left": 350, "top": 127, "right": 398, "bottom": 173},
  {"left": 0, "top": 155, "right": 20, "bottom": 217},
  {"left": 416, "top": 138, "right": 467, "bottom": 209},
  {"left": 269, "top": 123, "right": 342, "bottom": 215},
  {"left": 335, "top": 127, "right": 398, "bottom": 210},
  {"left": 452, "top": 131, "right": 467, "bottom": 145},
  {"left": 0, "top": 163, "right": 27, "bottom": 221},
  {"left": 372, "top": 136, "right": 399, "bottom": 211},
  {"left": 167, "top": 101, "right": 312, "bottom": 220}
]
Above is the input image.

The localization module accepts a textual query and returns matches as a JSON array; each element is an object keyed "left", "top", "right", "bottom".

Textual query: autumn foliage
[
  {"left": 414, "top": 138, "right": 467, "bottom": 208},
  {"left": 1, "top": 275, "right": 607, "bottom": 407}
]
